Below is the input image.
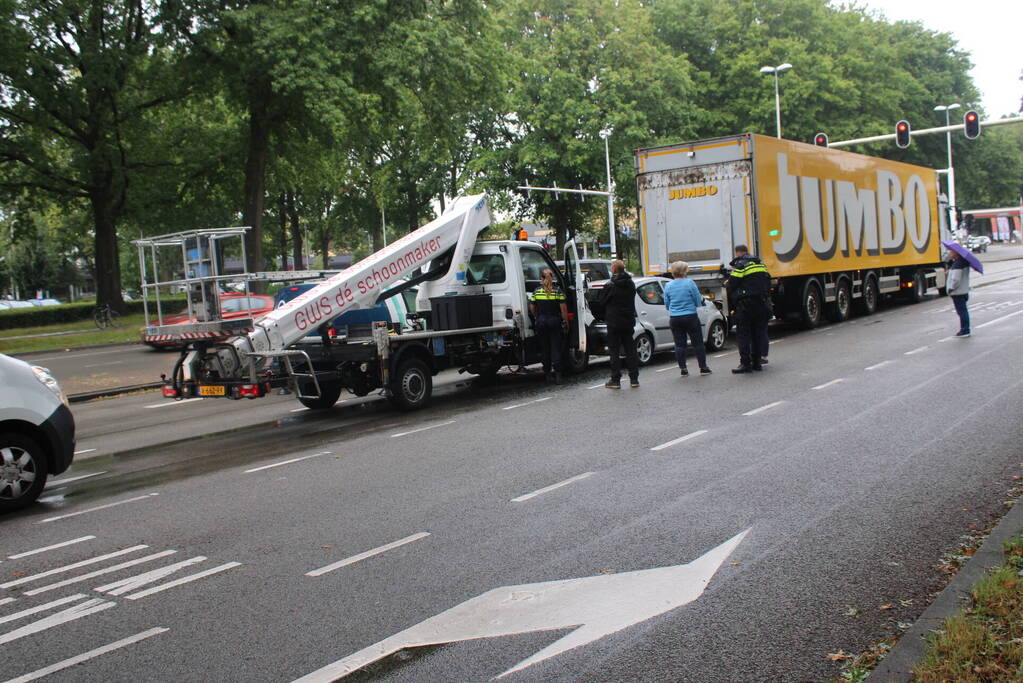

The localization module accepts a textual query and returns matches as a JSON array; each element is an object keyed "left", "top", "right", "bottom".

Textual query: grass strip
[
  {"left": 912, "top": 534, "right": 1023, "bottom": 682},
  {"left": 0, "top": 313, "right": 150, "bottom": 354}
]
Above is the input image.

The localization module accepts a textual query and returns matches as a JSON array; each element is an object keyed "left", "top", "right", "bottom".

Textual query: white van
[{"left": 0, "top": 354, "right": 75, "bottom": 512}]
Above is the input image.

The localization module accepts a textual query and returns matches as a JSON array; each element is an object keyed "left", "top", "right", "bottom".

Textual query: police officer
[
  {"left": 725, "top": 245, "right": 771, "bottom": 373},
  {"left": 529, "top": 268, "right": 569, "bottom": 384}
]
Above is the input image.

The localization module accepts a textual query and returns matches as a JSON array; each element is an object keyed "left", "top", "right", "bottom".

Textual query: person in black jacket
[
  {"left": 725, "top": 245, "right": 772, "bottom": 373},
  {"left": 599, "top": 260, "right": 640, "bottom": 389}
]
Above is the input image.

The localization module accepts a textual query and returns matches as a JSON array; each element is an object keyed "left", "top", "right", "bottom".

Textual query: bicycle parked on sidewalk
[{"left": 93, "top": 303, "right": 120, "bottom": 329}]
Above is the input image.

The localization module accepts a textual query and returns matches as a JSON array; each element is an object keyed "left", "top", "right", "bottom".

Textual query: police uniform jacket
[
  {"left": 726, "top": 255, "right": 771, "bottom": 304},
  {"left": 531, "top": 285, "right": 566, "bottom": 319}
]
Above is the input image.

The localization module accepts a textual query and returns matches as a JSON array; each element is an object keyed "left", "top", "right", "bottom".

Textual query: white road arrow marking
[{"left": 292, "top": 528, "right": 750, "bottom": 682}]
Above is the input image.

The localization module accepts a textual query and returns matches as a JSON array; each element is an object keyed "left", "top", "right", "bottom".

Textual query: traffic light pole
[
  {"left": 941, "top": 109, "right": 956, "bottom": 212},
  {"left": 828, "top": 115, "right": 1023, "bottom": 148}
]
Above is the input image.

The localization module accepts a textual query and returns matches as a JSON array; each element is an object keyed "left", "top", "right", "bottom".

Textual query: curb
[
  {"left": 68, "top": 382, "right": 162, "bottom": 404},
  {"left": 868, "top": 499, "right": 1023, "bottom": 681},
  {"left": 11, "top": 340, "right": 143, "bottom": 358}
]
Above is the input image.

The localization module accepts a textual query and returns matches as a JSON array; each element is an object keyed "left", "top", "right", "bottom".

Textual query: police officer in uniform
[
  {"left": 529, "top": 268, "right": 569, "bottom": 384},
  {"left": 725, "top": 245, "right": 771, "bottom": 373}
]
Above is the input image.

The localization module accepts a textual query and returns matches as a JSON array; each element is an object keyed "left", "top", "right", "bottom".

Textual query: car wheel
[
  {"left": 388, "top": 358, "right": 432, "bottom": 411},
  {"left": 635, "top": 333, "right": 654, "bottom": 366},
  {"left": 298, "top": 382, "right": 343, "bottom": 410},
  {"left": 0, "top": 433, "right": 48, "bottom": 513},
  {"left": 706, "top": 319, "right": 727, "bottom": 351}
]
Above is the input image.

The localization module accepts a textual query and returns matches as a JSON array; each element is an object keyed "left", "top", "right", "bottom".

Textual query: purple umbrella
[{"left": 941, "top": 240, "right": 984, "bottom": 274}]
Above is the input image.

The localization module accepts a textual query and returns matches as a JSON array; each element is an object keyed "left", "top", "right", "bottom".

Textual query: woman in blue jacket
[{"left": 663, "top": 261, "right": 711, "bottom": 376}]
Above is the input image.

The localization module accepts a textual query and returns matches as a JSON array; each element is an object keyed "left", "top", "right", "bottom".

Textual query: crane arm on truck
[{"left": 174, "top": 194, "right": 493, "bottom": 386}]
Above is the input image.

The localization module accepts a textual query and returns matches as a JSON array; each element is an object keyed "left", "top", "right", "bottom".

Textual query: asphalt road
[{"left": 3, "top": 270, "right": 1023, "bottom": 682}]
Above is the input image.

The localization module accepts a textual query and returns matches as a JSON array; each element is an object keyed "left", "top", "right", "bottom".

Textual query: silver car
[{"left": 588, "top": 276, "right": 728, "bottom": 365}]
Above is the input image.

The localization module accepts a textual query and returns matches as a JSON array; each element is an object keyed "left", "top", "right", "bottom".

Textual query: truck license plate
[{"left": 199, "top": 385, "right": 226, "bottom": 397}]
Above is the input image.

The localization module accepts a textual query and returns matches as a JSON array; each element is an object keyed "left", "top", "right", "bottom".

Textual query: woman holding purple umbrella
[{"left": 947, "top": 252, "right": 972, "bottom": 338}]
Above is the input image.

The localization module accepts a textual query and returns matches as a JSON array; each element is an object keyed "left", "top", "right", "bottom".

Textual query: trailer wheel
[
  {"left": 0, "top": 433, "right": 48, "bottom": 513},
  {"left": 906, "top": 271, "right": 925, "bottom": 303},
  {"left": 706, "top": 319, "right": 727, "bottom": 351},
  {"left": 826, "top": 280, "right": 851, "bottom": 322},
  {"left": 856, "top": 275, "right": 879, "bottom": 315},
  {"left": 388, "top": 358, "right": 432, "bottom": 411},
  {"left": 635, "top": 333, "right": 654, "bottom": 366},
  {"left": 297, "top": 383, "right": 343, "bottom": 410},
  {"left": 800, "top": 280, "right": 824, "bottom": 329}
]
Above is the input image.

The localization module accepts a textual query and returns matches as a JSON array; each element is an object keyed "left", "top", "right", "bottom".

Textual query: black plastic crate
[{"left": 429, "top": 294, "right": 493, "bottom": 331}]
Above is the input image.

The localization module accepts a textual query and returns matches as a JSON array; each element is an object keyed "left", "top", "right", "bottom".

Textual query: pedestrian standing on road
[
  {"left": 599, "top": 259, "right": 640, "bottom": 389},
  {"left": 947, "top": 253, "right": 972, "bottom": 338},
  {"left": 663, "top": 261, "right": 711, "bottom": 376},
  {"left": 725, "top": 245, "right": 772, "bottom": 373},
  {"left": 529, "top": 269, "right": 569, "bottom": 383}
]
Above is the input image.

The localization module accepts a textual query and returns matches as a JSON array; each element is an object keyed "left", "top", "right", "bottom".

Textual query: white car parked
[
  {"left": 0, "top": 354, "right": 76, "bottom": 512},
  {"left": 587, "top": 276, "right": 728, "bottom": 364}
]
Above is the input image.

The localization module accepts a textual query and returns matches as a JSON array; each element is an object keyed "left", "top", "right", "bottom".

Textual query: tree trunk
[
  {"left": 319, "top": 225, "right": 330, "bottom": 269},
  {"left": 288, "top": 190, "right": 303, "bottom": 271},
  {"left": 91, "top": 191, "right": 124, "bottom": 311},
  {"left": 242, "top": 78, "right": 272, "bottom": 290},
  {"left": 277, "top": 193, "right": 288, "bottom": 270},
  {"left": 372, "top": 205, "right": 385, "bottom": 252}
]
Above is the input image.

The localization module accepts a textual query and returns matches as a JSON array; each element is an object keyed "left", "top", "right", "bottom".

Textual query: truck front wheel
[
  {"left": 389, "top": 358, "right": 432, "bottom": 411},
  {"left": 800, "top": 280, "right": 824, "bottom": 329},
  {"left": 298, "top": 382, "right": 343, "bottom": 410}
]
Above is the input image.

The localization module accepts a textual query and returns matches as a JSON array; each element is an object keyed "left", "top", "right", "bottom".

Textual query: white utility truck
[
  {"left": 635, "top": 134, "right": 951, "bottom": 326},
  {"left": 149, "top": 195, "right": 593, "bottom": 410}
]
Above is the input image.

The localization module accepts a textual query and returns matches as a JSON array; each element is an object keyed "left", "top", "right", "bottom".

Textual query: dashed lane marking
[
  {"left": 390, "top": 421, "right": 455, "bottom": 438},
  {"left": 713, "top": 352, "right": 731, "bottom": 358},
  {"left": 742, "top": 401, "right": 785, "bottom": 416},
  {"left": 503, "top": 397, "right": 552, "bottom": 410},
  {"left": 7, "top": 536, "right": 96, "bottom": 560},
  {"left": 45, "top": 472, "right": 105, "bottom": 488},
  {"left": 976, "top": 308, "right": 1023, "bottom": 329},
  {"left": 0, "top": 546, "right": 149, "bottom": 589},
  {"left": 244, "top": 452, "right": 330, "bottom": 474},
  {"left": 588, "top": 383, "right": 605, "bottom": 389},
  {"left": 812, "top": 378, "right": 845, "bottom": 390},
  {"left": 865, "top": 360, "right": 895, "bottom": 371},
  {"left": 904, "top": 346, "right": 929, "bottom": 355},
  {"left": 72, "top": 449, "right": 96, "bottom": 455},
  {"left": 650, "top": 430, "right": 708, "bottom": 452},
  {"left": 38, "top": 494, "right": 159, "bottom": 524},
  {"left": 144, "top": 398, "right": 202, "bottom": 409},
  {"left": 3, "top": 627, "right": 169, "bottom": 683},
  {"left": 0, "top": 595, "right": 88, "bottom": 626},
  {"left": 656, "top": 366, "right": 678, "bottom": 373},
  {"left": 0, "top": 598, "right": 14, "bottom": 607},
  {"left": 511, "top": 472, "right": 594, "bottom": 503},
  {"left": 24, "top": 550, "right": 179, "bottom": 597},
  {"left": 122, "top": 562, "right": 242, "bottom": 600},
  {"left": 305, "top": 533, "right": 431, "bottom": 577}
]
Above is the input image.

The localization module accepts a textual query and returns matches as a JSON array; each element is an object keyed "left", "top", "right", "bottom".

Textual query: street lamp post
[
  {"left": 934, "top": 103, "right": 961, "bottom": 216},
  {"left": 600, "top": 128, "right": 617, "bottom": 258},
  {"left": 760, "top": 63, "right": 792, "bottom": 139}
]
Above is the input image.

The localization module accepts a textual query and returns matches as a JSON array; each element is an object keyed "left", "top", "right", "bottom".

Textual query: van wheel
[
  {"left": 800, "top": 280, "right": 823, "bottom": 329},
  {"left": 298, "top": 383, "right": 342, "bottom": 410},
  {"left": 635, "top": 333, "right": 654, "bottom": 366},
  {"left": 0, "top": 434, "right": 48, "bottom": 513},
  {"left": 706, "top": 320, "right": 727, "bottom": 351},
  {"left": 388, "top": 358, "right": 432, "bottom": 411},
  {"left": 826, "top": 280, "right": 851, "bottom": 322},
  {"left": 856, "top": 275, "right": 879, "bottom": 315},
  {"left": 563, "top": 348, "right": 590, "bottom": 375}
]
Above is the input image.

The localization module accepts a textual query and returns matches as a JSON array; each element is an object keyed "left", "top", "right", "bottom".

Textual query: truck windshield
[{"left": 465, "top": 254, "right": 506, "bottom": 285}]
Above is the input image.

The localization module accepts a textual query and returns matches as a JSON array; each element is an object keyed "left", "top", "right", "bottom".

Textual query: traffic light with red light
[
  {"left": 813, "top": 133, "right": 829, "bottom": 148},
  {"left": 895, "top": 120, "right": 911, "bottom": 148},
  {"left": 963, "top": 110, "right": 980, "bottom": 139}
]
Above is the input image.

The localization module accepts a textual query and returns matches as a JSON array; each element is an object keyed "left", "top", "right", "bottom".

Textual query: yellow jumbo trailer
[{"left": 635, "top": 133, "right": 951, "bottom": 327}]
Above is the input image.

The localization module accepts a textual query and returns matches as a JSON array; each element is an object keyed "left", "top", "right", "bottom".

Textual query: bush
[{"left": 0, "top": 296, "right": 187, "bottom": 330}]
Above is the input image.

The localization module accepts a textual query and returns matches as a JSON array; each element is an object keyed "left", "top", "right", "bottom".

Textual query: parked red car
[{"left": 144, "top": 293, "right": 274, "bottom": 349}]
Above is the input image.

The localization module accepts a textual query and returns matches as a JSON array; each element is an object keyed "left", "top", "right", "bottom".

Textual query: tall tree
[{"left": 0, "top": 0, "right": 189, "bottom": 308}]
